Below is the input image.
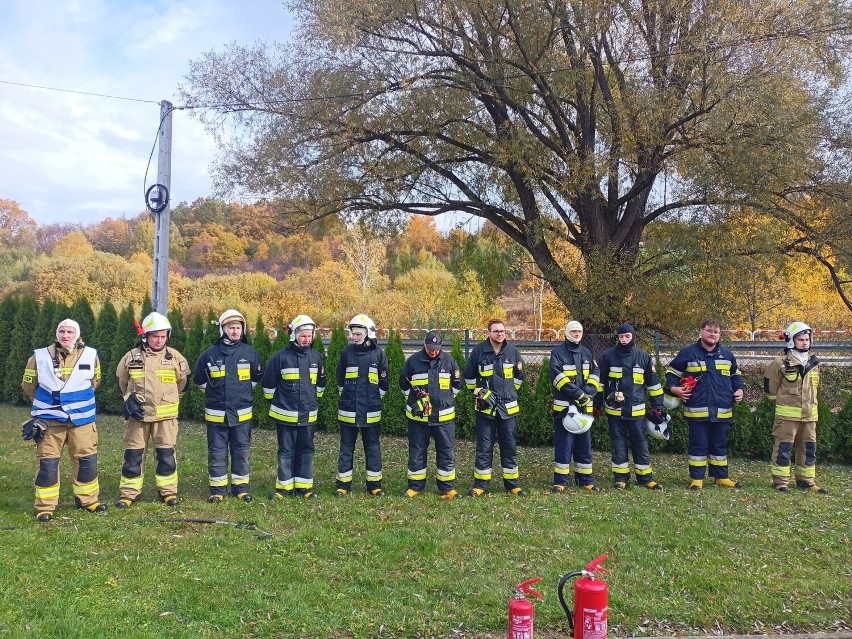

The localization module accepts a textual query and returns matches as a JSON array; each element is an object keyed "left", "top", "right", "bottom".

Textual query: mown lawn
[{"left": 0, "top": 404, "right": 849, "bottom": 639}]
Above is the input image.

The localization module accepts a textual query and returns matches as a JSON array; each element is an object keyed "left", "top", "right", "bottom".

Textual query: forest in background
[{"left": 1, "top": 197, "right": 849, "bottom": 335}]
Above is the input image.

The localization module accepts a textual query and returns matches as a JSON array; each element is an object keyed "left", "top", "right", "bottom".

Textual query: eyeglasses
[{"left": 490, "top": 329, "right": 506, "bottom": 334}]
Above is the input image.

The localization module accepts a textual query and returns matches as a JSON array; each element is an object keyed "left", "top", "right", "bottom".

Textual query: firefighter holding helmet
[
  {"left": 335, "top": 314, "right": 389, "bottom": 497},
  {"left": 549, "top": 320, "right": 603, "bottom": 493},
  {"left": 193, "top": 309, "right": 264, "bottom": 503},
  {"left": 21, "top": 319, "right": 106, "bottom": 522},
  {"left": 263, "top": 314, "right": 326, "bottom": 499},
  {"left": 115, "top": 312, "right": 189, "bottom": 508},
  {"left": 764, "top": 322, "right": 827, "bottom": 494}
]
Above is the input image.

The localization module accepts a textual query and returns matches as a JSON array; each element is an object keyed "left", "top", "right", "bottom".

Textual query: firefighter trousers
[
  {"left": 406, "top": 419, "right": 457, "bottom": 493},
  {"left": 472, "top": 414, "right": 520, "bottom": 491},
  {"left": 34, "top": 420, "right": 99, "bottom": 514},
  {"left": 686, "top": 419, "right": 732, "bottom": 480},
  {"left": 336, "top": 423, "right": 383, "bottom": 492},
  {"left": 119, "top": 418, "right": 178, "bottom": 501},
  {"left": 608, "top": 417, "right": 655, "bottom": 485},
  {"left": 553, "top": 417, "right": 594, "bottom": 487},
  {"left": 207, "top": 421, "right": 252, "bottom": 497},
  {"left": 275, "top": 423, "right": 315, "bottom": 494},
  {"left": 771, "top": 418, "right": 818, "bottom": 487}
]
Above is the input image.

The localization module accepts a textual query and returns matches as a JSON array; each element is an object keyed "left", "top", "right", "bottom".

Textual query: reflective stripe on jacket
[
  {"left": 462, "top": 340, "right": 525, "bottom": 418},
  {"left": 117, "top": 345, "right": 189, "bottom": 422},
  {"left": 596, "top": 345, "right": 663, "bottom": 419},
  {"left": 400, "top": 349, "right": 462, "bottom": 423},
  {"left": 194, "top": 339, "right": 264, "bottom": 426},
  {"left": 549, "top": 341, "right": 601, "bottom": 414},
  {"left": 764, "top": 353, "right": 819, "bottom": 421},
  {"left": 336, "top": 341, "right": 389, "bottom": 426},
  {"left": 665, "top": 342, "right": 743, "bottom": 421},
  {"left": 262, "top": 343, "right": 326, "bottom": 426}
]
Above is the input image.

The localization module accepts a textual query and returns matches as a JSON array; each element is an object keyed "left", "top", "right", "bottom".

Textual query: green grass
[{"left": 0, "top": 404, "right": 850, "bottom": 639}]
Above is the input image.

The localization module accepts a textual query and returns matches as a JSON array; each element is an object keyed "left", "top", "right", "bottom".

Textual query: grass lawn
[{"left": 0, "top": 404, "right": 849, "bottom": 639}]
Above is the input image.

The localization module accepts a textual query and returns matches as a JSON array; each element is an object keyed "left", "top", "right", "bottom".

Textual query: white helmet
[
  {"left": 562, "top": 405, "right": 594, "bottom": 434},
  {"left": 288, "top": 314, "right": 316, "bottom": 342},
  {"left": 663, "top": 393, "right": 682, "bottom": 410},
  {"left": 783, "top": 322, "right": 812, "bottom": 350},
  {"left": 218, "top": 309, "right": 247, "bottom": 337},
  {"left": 646, "top": 412, "right": 672, "bottom": 441},
  {"left": 347, "top": 314, "right": 377, "bottom": 341},
  {"left": 141, "top": 311, "right": 171, "bottom": 337}
]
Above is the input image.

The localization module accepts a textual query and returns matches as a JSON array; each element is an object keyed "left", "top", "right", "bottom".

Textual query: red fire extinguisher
[
  {"left": 508, "top": 577, "right": 543, "bottom": 639},
  {"left": 557, "top": 554, "right": 610, "bottom": 639}
]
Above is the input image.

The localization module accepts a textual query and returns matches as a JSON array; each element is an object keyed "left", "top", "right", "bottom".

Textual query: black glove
[
  {"left": 574, "top": 391, "right": 591, "bottom": 407},
  {"left": 474, "top": 387, "right": 498, "bottom": 411},
  {"left": 22, "top": 418, "right": 49, "bottom": 444},
  {"left": 412, "top": 389, "right": 432, "bottom": 418},
  {"left": 648, "top": 408, "right": 666, "bottom": 425},
  {"left": 123, "top": 393, "right": 145, "bottom": 421}
]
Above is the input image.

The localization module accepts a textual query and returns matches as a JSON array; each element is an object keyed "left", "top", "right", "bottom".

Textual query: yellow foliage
[{"left": 52, "top": 231, "right": 94, "bottom": 257}]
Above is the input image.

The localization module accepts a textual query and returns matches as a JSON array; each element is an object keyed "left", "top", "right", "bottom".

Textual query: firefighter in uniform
[
  {"left": 595, "top": 324, "right": 665, "bottom": 490},
  {"left": 263, "top": 314, "right": 326, "bottom": 500},
  {"left": 194, "top": 309, "right": 264, "bottom": 503},
  {"left": 22, "top": 319, "right": 106, "bottom": 521},
  {"left": 399, "top": 330, "right": 464, "bottom": 499},
  {"left": 665, "top": 319, "right": 744, "bottom": 490},
  {"left": 115, "top": 312, "right": 189, "bottom": 508},
  {"left": 764, "top": 322, "right": 827, "bottom": 494},
  {"left": 463, "top": 319, "right": 526, "bottom": 496},
  {"left": 335, "top": 314, "right": 389, "bottom": 497},
  {"left": 549, "top": 321, "right": 603, "bottom": 492}
]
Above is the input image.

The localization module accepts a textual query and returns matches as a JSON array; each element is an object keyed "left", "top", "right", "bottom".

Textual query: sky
[{"left": 0, "top": 0, "right": 295, "bottom": 227}]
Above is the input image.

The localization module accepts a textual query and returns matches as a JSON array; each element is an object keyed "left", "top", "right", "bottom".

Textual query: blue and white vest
[{"left": 32, "top": 347, "right": 97, "bottom": 425}]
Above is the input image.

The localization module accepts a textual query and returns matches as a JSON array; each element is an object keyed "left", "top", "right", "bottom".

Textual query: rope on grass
[{"left": 137, "top": 517, "right": 273, "bottom": 540}]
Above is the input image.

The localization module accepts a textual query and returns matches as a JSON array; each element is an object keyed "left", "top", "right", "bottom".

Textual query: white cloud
[{"left": 0, "top": 0, "right": 294, "bottom": 226}]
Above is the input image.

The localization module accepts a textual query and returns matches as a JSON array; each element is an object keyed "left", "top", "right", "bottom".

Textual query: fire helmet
[
  {"left": 663, "top": 393, "right": 681, "bottom": 410},
  {"left": 347, "top": 314, "right": 377, "bottom": 341},
  {"left": 562, "top": 404, "right": 594, "bottom": 434},
  {"left": 218, "top": 309, "right": 247, "bottom": 337},
  {"left": 783, "top": 322, "right": 812, "bottom": 350},
  {"left": 646, "top": 412, "right": 672, "bottom": 441},
  {"left": 141, "top": 312, "right": 171, "bottom": 337},
  {"left": 288, "top": 314, "right": 316, "bottom": 342}
]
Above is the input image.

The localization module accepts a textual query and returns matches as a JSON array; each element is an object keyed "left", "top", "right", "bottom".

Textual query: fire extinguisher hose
[{"left": 557, "top": 570, "right": 584, "bottom": 635}]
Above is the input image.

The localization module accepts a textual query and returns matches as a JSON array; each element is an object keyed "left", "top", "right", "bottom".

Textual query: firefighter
[
  {"left": 335, "top": 314, "right": 389, "bottom": 497},
  {"left": 549, "top": 320, "right": 603, "bottom": 492},
  {"left": 764, "top": 322, "right": 827, "bottom": 494},
  {"left": 21, "top": 319, "right": 106, "bottom": 521},
  {"left": 665, "top": 319, "right": 744, "bottom": 490},
  {"left": 263, "top": 314, "right": 326, "bottom": 499},
  {"left": 115, "top": 312, "right": 189, "bottom": 508},
  {"left": 399, "top": 330, "right": 464, "bottom": 499},
  {"left": 194, "top": 309, "right": 264, "bottom": 503},
  {"left": 595, "top": 324, "right": 665, "bottom": 490},
  {"left": 463, "top": 319, "right": 526, "bottom": 496}
]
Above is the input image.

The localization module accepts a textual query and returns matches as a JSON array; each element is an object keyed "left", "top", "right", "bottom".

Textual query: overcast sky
[{"left": 0, "top": 0, "right": 294, "bottom": 227}]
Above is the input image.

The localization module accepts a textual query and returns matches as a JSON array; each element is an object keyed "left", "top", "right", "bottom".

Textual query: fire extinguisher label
[
  {"left": 582, "top": 607, "right": 607, "bottom": 639},
  {"left": 509, "top": 614, "right": 533, "bottom": 639}
]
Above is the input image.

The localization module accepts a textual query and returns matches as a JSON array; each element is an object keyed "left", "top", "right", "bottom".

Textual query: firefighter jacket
[
  {"left": 665, "top": 341, "right": 743, "bottom": 421},
  {"left": 400, "top": 348, "right": 462, "bottom": 423},
  {"left": 595, "top": 344, "right": 663, "bottom": 419},
  {"left": 549, "top": 341, "right": 602, "bottom": 415},
  {"left": 117, "top": 344, "right": 189, "bottom": 422},
  {"left": 23, "top": 343, "right": 101, "bottom": 425},
  {"left": 262, "top": 342, "right": 326, "bottom": 426},
  {"left": 463, "top": 340, "right": 525, "bottom": 419},
  {"left": 336, "top": 340, "right": 389, "bottom": 426},
  {"left": 194, "top": 338, "right": 264, "bottom": 426},
  {"left": 763, "top": 352, "right": 819, "bottom": 422}
]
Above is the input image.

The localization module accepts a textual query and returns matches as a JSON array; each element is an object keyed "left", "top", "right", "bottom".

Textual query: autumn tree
[
  {"left": 182, "top": 0, "right": 852, "bottom": 329},
  {"left": 0, "top": 199, "right": 37, "bottom": 249}
]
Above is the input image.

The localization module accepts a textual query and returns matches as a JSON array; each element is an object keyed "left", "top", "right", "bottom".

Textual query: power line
[{"left": 0, "top": 79, "right": 160, "bottom": 105}]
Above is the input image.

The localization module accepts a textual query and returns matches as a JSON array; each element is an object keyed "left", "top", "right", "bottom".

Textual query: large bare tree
[{"left": 181, "top": 0, "right": 852, "bottom": 328}]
